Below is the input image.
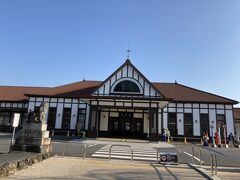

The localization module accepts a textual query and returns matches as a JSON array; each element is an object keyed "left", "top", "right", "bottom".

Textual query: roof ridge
[
  {"left": 0, "top": 85, "right": 50, "bottom": 88},
  {"left": 53, "top": 80, "right": 102, "bottom": 88}
]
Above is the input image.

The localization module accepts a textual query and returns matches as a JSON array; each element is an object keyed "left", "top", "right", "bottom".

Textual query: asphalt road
[{"left": 1, "top": 133, "right": 240, "bottom": 167}]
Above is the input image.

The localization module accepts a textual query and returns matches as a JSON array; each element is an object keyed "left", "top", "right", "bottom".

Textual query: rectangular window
[
  {"left": 47, "top": 107, "right": 57, "bottom": 130},
  {"left": 200, "top": 114, "right": 209, "bottom": 135},
  {"left": 62, "top": 108, "right": 71, "bottom": 130},
  {"left": 216, "top": 114, "right": 226, "bottom": 138},
  {"left": 168, "top": 113, "right": 177, "bottom": 136},
  {"left": 0, "top": 111, "right": 10, "bottom": 125},
  {"left": 184, "top": 113, "right": 193, "bottom": 136},
  {"left": 77, "top": 109, "right": 86, "bottom": 131}
]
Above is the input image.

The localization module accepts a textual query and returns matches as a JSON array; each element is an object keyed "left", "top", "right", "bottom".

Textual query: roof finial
[{"left": 126, "top": 49, "right": 131, "bottom": 59}]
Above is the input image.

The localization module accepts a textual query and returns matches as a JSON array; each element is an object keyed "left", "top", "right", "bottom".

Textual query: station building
[{"left": 0, "top": 60, "right": 238, "bottom": 141}]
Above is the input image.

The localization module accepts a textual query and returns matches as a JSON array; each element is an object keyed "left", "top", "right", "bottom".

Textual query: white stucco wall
[
  {"left": 70, "top": 104, "right": 78, "bottom": 130},
  {"left": 55, "top": 103, "right": 63, "bottom": 129},
  {"left": 177, "top": 113, "right": 184, "bottom": 135},
  {"left": 226, "top": 110, "right": 234, "bottom": 135},
  {"left": 193, "top": 109, "right": 200, "bottom": 136},
  {"left": 100, "top": 112, "right": 109, "bottom": 131},
  {"left": 143, "top": 113, "right": 149, "bottom": 133}
]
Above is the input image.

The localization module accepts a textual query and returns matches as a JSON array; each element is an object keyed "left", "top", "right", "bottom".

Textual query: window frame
[{"left": 110, "top": 78, "right": 144, "bottom": 95}]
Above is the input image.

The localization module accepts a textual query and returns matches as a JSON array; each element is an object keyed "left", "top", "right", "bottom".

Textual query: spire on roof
[{"left": 126, "top": 49, "right": 131, "bottom": 59}]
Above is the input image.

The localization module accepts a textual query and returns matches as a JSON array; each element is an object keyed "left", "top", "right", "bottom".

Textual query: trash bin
[{"left": 159, "top": 152, "right": 178, "bottom": 165}]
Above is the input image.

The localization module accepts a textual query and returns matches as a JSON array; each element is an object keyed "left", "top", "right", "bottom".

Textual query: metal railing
[
  {"left": 191, "top": 144, "right": 203, "bottom": 166},
  {"left": 210, "top": 152, "right": 218, "bottom": 176},
  {"left": 62, "top": 142, "right": 87, "bottom": 159},
  {"left": 109, "top": 144, "right": 133, "bottom": 162},
  {"left": 176, "top": 146, "right": 183, "bottom": 165}
]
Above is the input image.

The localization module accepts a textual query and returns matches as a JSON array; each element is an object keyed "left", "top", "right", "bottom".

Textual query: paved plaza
[
  {"left": 4, "top": 157, "right": 205, "bottom": 180},
  {"left": 1, "top": 133, "right": 240, "bottom": 179}
]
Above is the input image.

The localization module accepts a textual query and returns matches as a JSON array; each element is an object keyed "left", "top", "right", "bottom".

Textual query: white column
[
  {"left": 177, "top": 113, "right": 184, "bottom": 135},
  {"left": 226, "top": 110, "right": 234, "bottom": 135},
  {"left": 209, "top": 109, "right": 216, "bottom": 133},
  {"left": 55, "top": 103, "right": 63, "bottom": 129},
  {"left": 70, "top": 104, "right": 78, "bottom": 130},
  {"left": 193, "top": 109, "right": 200, "bottom": 136},
  {"left": 85, "top": 105, "right": 90, "bottom": 130},
  {"left": 143, "top": 113, "right": 149, "bottom": 134},
  {"left": 158, "top": 111, "right": 162, "bottom": 134},
  {"left": 163, "top": 112, "right": 168, "bottom": 129}
]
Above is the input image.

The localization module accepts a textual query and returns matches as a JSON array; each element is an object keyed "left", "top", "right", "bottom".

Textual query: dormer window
[
  {"left": 111, "top": 78, "right": 143, "bottom": 95},
  {"left": 114, "top": 80, "right": 140, "bottom": 93}
]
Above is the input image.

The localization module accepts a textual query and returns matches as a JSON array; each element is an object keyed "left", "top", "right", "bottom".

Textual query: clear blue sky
[{"left": 0, "top": 0, "right": 239, "bottom": 106}]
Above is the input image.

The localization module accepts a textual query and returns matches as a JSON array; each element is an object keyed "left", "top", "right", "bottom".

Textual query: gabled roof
[
  {"left": 0, "top": 81, "right": 238, "bottom": 105},
  {"left": 234, "top": 108, "right": 240, "bottom": 120},
  {"left": 92, "top": 59, "right": 164, "bottom": 97}
]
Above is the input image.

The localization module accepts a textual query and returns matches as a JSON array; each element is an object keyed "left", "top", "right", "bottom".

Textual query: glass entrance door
[{"left": 108, "top": 112, "right": 143, "bottom": 138}]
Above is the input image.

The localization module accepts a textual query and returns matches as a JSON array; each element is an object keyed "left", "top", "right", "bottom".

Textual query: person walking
[{"left": 203, "top": 131, "right": 209, "bottom": 146}]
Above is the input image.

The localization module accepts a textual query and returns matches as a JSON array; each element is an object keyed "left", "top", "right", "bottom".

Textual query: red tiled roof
[
  {"left": 234, "top": 108, "right": 240, "bottom": 120},
  {"left": 153, "top": 83, "right": 238, "bottom": 104},
  {"left": 0, "top": 86, "right": 50, "bottom": 102},
  {"left": 0, "top": 81, "right": 238, "bottom": 104}
]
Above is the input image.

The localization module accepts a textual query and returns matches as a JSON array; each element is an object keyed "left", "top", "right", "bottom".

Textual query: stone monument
[{"left": 11, "top": 102, "right": 51, "bottom": 153}]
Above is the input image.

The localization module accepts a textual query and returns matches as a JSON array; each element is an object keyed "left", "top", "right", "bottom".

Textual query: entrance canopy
[{"left": 80, "top": 96, "right": 171, "bottom": 109}]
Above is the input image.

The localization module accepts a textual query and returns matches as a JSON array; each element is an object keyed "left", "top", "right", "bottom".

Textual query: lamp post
[
  {"left": 211, "top": 124, "right": 216, "bottom": 148},
  {"left": 222, "top": 125, "right": 228, "bottom": 148},
  {"left": 218, "top": 126, "right": 221, "bottom": 146}
]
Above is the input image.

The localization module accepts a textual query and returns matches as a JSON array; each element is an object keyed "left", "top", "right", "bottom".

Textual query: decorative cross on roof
[{"left": 127, "top": 49, "right": 131, "bottom": 58}]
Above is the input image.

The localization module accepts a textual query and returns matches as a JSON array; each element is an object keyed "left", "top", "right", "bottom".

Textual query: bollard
[
  {"left": 67, "top": 131, "right": 70, "bottom": 137},
  {"left": 184, "top": 137, "right": 187, "bottom": 144}
]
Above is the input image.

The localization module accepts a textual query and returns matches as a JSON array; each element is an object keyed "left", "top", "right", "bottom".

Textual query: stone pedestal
[{"left": 11, "top": 123, "right": 51, "bottom": 153}]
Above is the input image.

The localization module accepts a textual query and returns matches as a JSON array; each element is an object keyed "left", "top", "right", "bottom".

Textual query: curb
[{"left": 188, "top": 163, "right": 221, "bottom": 180}]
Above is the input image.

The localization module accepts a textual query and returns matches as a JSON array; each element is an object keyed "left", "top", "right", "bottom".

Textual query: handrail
[
  {"left": 62, "top": 142, "right": 87, "bottom": 159},
  {"left": 210, "top": 152, "right": 218, "bottom": 176},
  {"left": 109, "top": 144, "right": 133, "bottom": 162},
  {"left": 176, "top": 146, "right": 182, "bottom": 165}
]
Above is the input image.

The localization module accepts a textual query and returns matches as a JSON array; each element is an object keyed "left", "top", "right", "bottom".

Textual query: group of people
[
  {"left": 202, "top": 131, "right": 240, "bottom": 147},
  {"left": 228, "top": 132, "right": 240, "bottom": 146}
]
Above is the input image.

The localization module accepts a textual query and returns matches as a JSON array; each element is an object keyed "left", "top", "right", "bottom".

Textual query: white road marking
[
  {"left": 91, "top": 145, "right": 157, "bottom": 161},
  {"left": 183, "top": 151, "right": 204, "bottom": 163},
  {"left": 87, "top": 144, "right": 98, "bottom": 148}
]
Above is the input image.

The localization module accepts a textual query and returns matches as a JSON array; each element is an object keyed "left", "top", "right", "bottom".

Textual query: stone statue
[
  {"left": 24, "top": 102, "right": 49, "bottom": 123},
  {"left": 39, "top": 102, "right": 49, "bottom": 123}
]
